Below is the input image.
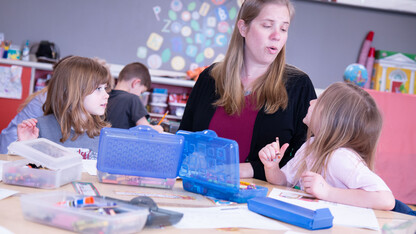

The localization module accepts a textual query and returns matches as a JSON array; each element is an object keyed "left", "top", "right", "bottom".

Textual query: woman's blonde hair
[
  {"left": 43, "top": 56, "right": 112, "bottom": 142},
  {"left": 211, "top": 0, "right": 295, "bottom": 115},
  {"left": 294, "top": 82, "right": 383, "bottom": 182}
]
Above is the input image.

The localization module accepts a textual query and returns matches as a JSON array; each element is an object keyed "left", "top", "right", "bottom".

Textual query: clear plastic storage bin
[
  {"left": 149, "top": 102, "right": 168, "bottom": 114},
  {"left": 177, "top": 130, "right": 268, "bottom": 203},
  {"left": 97, "top": 126, "right": 184, "bottom": 189},
  {"left": 3, "top": 138, "right": 82, "bottom": 189},
  {"left": 20, "top": 191, "right": 148, "bottom": 233},
  {"left": 151, "top": 93, "right": 168, "bottom": 104},
  {"left": 168, "top": 102, "right": 186, "bottom": 117}
]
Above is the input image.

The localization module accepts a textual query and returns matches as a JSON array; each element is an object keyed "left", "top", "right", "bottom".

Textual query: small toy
[{"left": 344, "top": 63, "right": 368, "bottom": 87}]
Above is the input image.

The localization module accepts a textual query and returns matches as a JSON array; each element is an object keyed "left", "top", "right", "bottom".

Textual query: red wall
[{"left": 0, "top": 65, "right": 32, "bottom": 131}]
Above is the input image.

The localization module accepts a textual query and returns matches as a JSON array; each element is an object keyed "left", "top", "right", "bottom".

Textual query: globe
[{"left": 343, "top": 63, "right": 368, "bottom": 87}]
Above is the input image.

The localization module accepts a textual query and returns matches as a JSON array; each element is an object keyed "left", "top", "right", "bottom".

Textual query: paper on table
[
  {"left": 269, "top": 188, "right": 380, "bottom": 230},
  {"left": 0, "top": 188, "right": 18, "bottom": 200},
  {"left": 167, "top": 205, "right": 289, "bottom": 230},
  {"left": 82, "top": 159, "right": 97, "bottom": 176}
]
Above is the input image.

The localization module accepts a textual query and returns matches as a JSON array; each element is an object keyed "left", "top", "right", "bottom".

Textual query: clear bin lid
[
  {"left": 177, "top": 130, "right": 240, "bottom": 192},
  {"left": 7, "top": 138, "right": 82, "bottom": 170}
]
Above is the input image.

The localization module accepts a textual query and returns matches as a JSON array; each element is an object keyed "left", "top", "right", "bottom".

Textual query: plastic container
[
  {"left": 168, "top": 102, "right": 186, "bottom": 117},
  {"left": 97, "top": 126, "right": 184, "bottom": 189},
  {"left": 149, "top": 102, "right": 168, "bottom": 114},
  {"left": 139, "top": 91, "right": 150, "bottom": 106},
  {"left": 177, "top": 130, "right": 268, "bottom": 203},
  {"left": 20, "top": 191, "right": 148, "bottom": 233},
  {"left": 3, "top": 138, "right": 82, "bottom": 189},
  {"left": 151, "top": 93, "right": 168, "bottom": 104}
]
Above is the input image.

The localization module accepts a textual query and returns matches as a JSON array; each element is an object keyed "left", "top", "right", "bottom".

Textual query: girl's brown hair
[
  {"left": 294, "top": 82, "right": 383, "bottom": 182},
  {"left": 210, "top": 0, "right": 295, "bottom": 115},
  {"left": 43, "top": 56, "right": 112, "bottom": 142}
]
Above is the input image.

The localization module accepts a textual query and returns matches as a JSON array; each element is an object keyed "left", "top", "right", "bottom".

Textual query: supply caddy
[
  {"left": 4, "top": 138, "right": 82, "bottom": 189},
  {"left": 176, "top": 130, "right": 268, "bottom": 203},
  {"left": 248, "top": 197, "right": 333, "bottom": 230},
  {"left": 20, "top": 191, "right": 148, "bottom": 233},
  {"left": 97, "top": 125, "right": 184, "bottom": 189}
]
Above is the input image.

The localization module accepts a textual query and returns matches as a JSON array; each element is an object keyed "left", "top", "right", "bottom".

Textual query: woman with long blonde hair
[
  {"left": 259, "top": 82, "right": 395, "bottom": 210},
  {"left": 179, "top": 0, "right": 316, "bottom": 180}
]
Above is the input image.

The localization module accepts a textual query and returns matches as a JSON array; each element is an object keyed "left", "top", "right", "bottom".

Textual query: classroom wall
[{"left": 1, "top": 0, "right": 415, "bottom": 89}]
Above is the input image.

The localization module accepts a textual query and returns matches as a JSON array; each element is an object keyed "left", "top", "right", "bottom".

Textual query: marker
[
  {"left": 364, "top": 47, "right": 375, "bottom": 89},
  {"left": 357, "top": 31, "right": 374, "bottom": 65}
]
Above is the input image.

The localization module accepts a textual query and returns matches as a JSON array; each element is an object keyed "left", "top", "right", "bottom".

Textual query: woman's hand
[
  {"left": 259, "top": 137, "right": 289, "bottom": 169},
  {"left": 17, "top": 118, "right": 39, "bottom": 141},
  {"left": 301, "top": 171, "right": 332, "bottom": 200}
]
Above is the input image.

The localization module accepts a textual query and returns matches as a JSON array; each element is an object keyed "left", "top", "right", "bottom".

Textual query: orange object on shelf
[{"left": 186, "top": 66, "right": 208, "bottom": 81}]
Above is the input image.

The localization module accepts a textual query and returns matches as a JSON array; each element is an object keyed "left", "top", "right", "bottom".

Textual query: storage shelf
[
  {"left": 149, "top": 113, "right": 182, "bottom": 120},
  {"left": 0, "top": 58, "right": 195, "bottom": 88}
]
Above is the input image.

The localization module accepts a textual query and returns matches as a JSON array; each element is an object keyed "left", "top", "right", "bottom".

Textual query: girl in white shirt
[{"left": 259, "top": 82, "right": 395, "bottom": 210}]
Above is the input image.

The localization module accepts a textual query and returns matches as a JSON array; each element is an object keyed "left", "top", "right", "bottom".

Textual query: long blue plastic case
[
  {"left": 176, "top": 130, "right": 268, "bottom": 203},
  {"left": 247, "top": 197, "right": 333, "bottom": 230},
  {"left": 97, "top": 126, "right": 184, "bottom": 188}
]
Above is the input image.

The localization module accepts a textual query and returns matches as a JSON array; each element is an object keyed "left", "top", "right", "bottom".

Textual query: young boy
[{"left": 106, "top": 62, "right": 163, "bottom": 133}]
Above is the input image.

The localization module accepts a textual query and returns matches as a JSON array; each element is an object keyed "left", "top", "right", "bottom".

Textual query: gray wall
[{"left": 1, "top": 0, "right": 415, "bottom": 89}]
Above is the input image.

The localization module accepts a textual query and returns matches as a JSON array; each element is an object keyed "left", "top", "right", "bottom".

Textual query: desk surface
[{"left": 0, "top": 154, "right": 413, "bottom": 234}]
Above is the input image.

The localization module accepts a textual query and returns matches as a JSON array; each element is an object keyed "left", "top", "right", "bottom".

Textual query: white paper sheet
[
  {"left": 167, "top": 205, "right": 289, "bottom": 230},
  {"left": 269, "top": 188, "right": 380, "bottom": 230},
  {"left": 0, "top": 188, "right": 18, "bottom": 200},
  {"left": 82, "top": 159, "right": 97, "bottom": 176}
]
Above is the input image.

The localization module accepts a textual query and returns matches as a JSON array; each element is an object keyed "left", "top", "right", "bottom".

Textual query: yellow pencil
[{"left": 157, "top": 111, "right": 169, "bottom": 125}]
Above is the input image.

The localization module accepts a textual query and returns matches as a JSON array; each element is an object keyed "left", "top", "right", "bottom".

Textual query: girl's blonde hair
[
  {"left": 211, "top": 0, "right": 295, "bottom": 115},
  {"left": 294, "top": 82, "right": 383, "bottom": 182},
  {"left": 43, "top": 56, "right": 112, "bottom": 142}
]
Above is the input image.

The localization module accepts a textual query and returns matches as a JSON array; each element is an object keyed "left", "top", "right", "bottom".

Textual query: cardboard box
[{"left": 371, "top": 50, "right": 416, "bottom": 94}]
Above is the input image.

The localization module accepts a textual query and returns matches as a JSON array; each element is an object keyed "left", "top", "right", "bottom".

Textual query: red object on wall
[{"left": 0, "top": 64, "right": 32, "bottom": 131}]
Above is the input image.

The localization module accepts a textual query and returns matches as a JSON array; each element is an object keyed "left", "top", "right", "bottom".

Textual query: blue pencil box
[
  {"left": 176, "top": 130, "right": 268, "bottom": 203},
  {"left": 247, "top": 197, "right": 333, "bottom": 230},
  {"left": 97, "top": 126, "right": 184, "bottom": 189}
]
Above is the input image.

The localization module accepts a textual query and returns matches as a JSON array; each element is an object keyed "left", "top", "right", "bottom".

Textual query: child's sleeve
[{"left": 327, "top": 149, "right": 391, "bottom": 192}]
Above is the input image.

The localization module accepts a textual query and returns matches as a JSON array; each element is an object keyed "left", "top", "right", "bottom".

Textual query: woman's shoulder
[{"left": 284, "top": 64, "right": 313, "bottom": 87}]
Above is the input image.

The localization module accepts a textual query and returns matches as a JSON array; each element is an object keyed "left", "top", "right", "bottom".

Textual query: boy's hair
[
  {"left": 295, "top": 82, "right": 383, "bottom": 181},
  {"left": 118, "top": 62, "right": 151, "bottom": 90},
  {"left": 211, "top": 0, "right": 295, "bottom": 115},
  {"left": 43, "top": 56, "right": 112, "bottom": 142}
]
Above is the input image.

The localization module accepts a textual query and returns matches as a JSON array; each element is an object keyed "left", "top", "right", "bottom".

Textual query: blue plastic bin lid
[
  {"left": 97, "top": 126, "right": 184, "bottom": 179},
  {"left": 248, "top": 197, "right": 333, "bottom": 230},
  {"left": 176, "top": 130, "right": 240, "bottom": 192}
]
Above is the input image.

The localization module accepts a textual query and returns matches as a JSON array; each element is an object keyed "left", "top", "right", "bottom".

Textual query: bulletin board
[{"left": 135, "top": 0, "right": 243, "bottom": 72}]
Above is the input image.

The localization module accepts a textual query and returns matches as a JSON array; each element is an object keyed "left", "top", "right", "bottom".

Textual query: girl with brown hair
[{"left": 17, "top": 56, "right": 112, "bottom": 159}]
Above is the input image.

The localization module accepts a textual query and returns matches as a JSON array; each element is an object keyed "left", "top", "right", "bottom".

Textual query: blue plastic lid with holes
[
  {"left": 177, "top": 130, "right": 240, "bottom": 192},
  {"left": 97, "top": 126, "right": 184, "bottom": 179},
  {"left": 177, "top": 130, "right": 268, "bottom": 202}
]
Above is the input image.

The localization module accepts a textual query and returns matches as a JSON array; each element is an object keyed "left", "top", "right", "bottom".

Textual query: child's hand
[
  {"left": 17, "top": 118, "right": 39, "bottom": 141},
  {"left": 259, "top": 137, "right": 289, "bottom": 169},
  {"left": 151, "top": 125, "right": 164, "bottom": 133},
  {"left": 301, "top": 171, "right": 331, "bottom": 200}
]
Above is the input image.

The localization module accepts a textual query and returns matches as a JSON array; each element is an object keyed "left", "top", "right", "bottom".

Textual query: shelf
[
  {"left": 149, "top": 113, "right": 182, "bottom": 120},
  {"left": 0, "top": 58, "right": 195, "bottom": 88}
]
